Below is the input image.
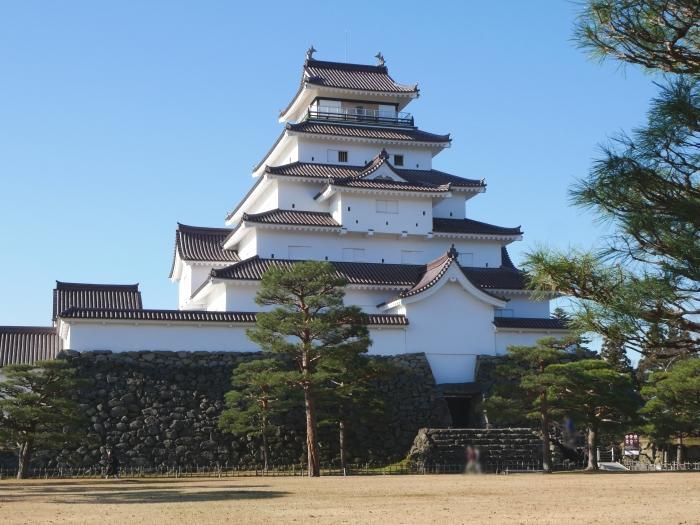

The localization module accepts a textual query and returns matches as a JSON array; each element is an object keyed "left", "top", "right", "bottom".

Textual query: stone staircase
[{"left": 407, "top": 428, "right": 543, "bottom": 469}]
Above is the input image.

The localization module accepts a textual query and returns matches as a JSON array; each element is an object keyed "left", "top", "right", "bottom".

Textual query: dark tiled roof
[
  {"left": 243, "top": 209, "right": 340, "bottom": 228},
  {"left": 433, "top": 218, "right": 522, "bottom": 237},
  {"left": 462, "top": 267, "right": 528, "bottom": 290},
  {"left": 326, "top": 178, "right": 450, "bottom": 193},
  {"left": 53, "top": 282, "right": 143, "bottom": 321},
  {"left": 501, "top": 246, "right": 517, "bottom": 270},
  {"left": 399, "top": 247, "right": 458, "bottom": 298},
  {"left": 211, "top": 256, "right": 529, "bottom": 292},
  {"left": 0, "top": 326, "right": 59, "bottom": 366},
  {"left": 58, "top": 308, "right": 406, "bottom": 326},
  {"left": 173, "top": 224, "right": 239, "bottom": 264},
  {"left": 286, "top": 122, "right": 450, "bottom": 144},
  {"left": 493, "top": 317, "right": 568, "bottom": 330},
  {"left": 266, "top": 161, "right": 483, "bottom": 189},
  {"left": 303, "top": 59, "right": 418, "bottom": 93},
  {"left": 212, "top": 257, "right": 424, "bottom": 287}
]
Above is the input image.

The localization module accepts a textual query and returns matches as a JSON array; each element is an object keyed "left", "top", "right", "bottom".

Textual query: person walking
[{"left": 105, "top": 448, "right": 120, "bottom": 479}]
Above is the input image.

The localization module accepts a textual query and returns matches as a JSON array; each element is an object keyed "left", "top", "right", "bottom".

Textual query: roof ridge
[
  {"left": 305, "top": 59, "right": 388, "bottom": 73},
  {"left": 55, "top": 281, "right": 140, "bottom": 290},
  {"left": 0, "top": 325, "right": 56, "bottom": 333},
  {"left": 177, "top": 223, "right": 232, "bottom": 234}
]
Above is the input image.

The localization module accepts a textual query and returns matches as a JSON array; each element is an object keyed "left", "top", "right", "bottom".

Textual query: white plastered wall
[{"left": 395, "top": 281, "right": 497, "bottom": 383}]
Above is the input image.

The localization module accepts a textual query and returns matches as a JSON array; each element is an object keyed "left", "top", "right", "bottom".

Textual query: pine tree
[
  {"left": 542, "top": 359, "right": 639, "bottom": 470},
  {"left": 525, "top": 1, "right": 700, "bottom": 357},
  {"left": 317, "top": 353, "right": 388, "bottom": 472},
  {"left": 640, "top": 358, "right": 700, "bottom": 462},
  {"left": 0, "top": 360, "right": 86, "bottom": 479},
  {"left": 218, "top": 358, "right": 293, "bottom": 471},
  {"left": 246, "top": 261, "right": 371, "bottom": 477},
  {"left": 600, "top": 337, "right": 632, "bottom": 375},
  {"left": 483, "top": 337, "right": 583, "bottom": 472}
]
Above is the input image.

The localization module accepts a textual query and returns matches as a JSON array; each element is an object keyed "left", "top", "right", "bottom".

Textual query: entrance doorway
[{"left": 445, "top": 396, "right": 471, "bottom": 427}]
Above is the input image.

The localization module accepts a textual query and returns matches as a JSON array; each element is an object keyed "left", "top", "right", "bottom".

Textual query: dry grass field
[{"left": 0, "top": 472, "right": 698, "bottom": 524}]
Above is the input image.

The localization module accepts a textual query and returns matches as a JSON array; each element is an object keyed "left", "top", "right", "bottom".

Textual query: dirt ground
[{"left": 0, "top": 472, "right": 698, "bottom": 524}]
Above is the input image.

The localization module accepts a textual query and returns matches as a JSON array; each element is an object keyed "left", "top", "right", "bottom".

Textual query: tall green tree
[
  {"left": 542, "top": 359, "right": 639, "bottom": 470},
  {"left": 483, "top": 337, "right": 586, "bottom": 472},
  {"left": 640, "top": 358, "right": 700, "bottom": 461},
  {"left": 525, "top": 1, "right": 699, "bottom": 358},
  {"left": 0, "top": 360, "right": 86, "bottom": 479},
  {"left": 600, "top": 337, "right": 633, "bottom": 375},
  {"left": 246, "top": 261, "right": 371, "bottom": 477},
  {"left": 218, "top": 358, "right": 293, "bottom": 471},
  {"left": 317, "top": 354, "right": 387, "bottom": 472}
]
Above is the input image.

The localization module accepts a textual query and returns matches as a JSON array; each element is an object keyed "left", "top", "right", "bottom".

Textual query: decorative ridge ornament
[
  {"left": 375, "top": 52, "right": 385, "bottom": 67},
  {"left": 306, "top": 45, "right": 317, "bottom": 61}
]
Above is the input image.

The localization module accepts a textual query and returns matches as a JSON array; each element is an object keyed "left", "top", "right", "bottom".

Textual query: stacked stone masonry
[
  {"left": 32, "top": 350, "right": 451, "bottom": 470},
  {"left": 407, "top": 428, "right": 544, "bottom": 469}
]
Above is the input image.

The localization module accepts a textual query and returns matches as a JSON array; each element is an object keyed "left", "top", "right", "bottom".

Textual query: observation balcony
[{"left": 305, "top": 105, "right": 414, "bottom": 127}]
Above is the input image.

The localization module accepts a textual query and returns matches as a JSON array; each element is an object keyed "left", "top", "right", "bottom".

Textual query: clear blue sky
[{"left": 0, "top": 1, "right": 658, "bottom": 326}]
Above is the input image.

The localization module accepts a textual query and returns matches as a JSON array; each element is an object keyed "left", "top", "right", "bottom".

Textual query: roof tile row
[
  {"left": 58, "top": 307, "right": 407, "bottom": 326},
  {"left": 53, "top": 282, "right": 143, "bottom": 321},
  {"left": 303, "top": 59, "right": 418, "bottom": 93}
]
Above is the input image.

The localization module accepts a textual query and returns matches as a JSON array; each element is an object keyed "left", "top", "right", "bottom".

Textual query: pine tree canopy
[{"left": 525, "top": 0, "right": 699, "bottom": 358}]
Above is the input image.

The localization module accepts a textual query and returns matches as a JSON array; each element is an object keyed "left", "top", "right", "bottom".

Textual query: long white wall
[
  {"left": 494, "top": 330, "right": 566, "bottom": 355},
  {"left": 295, "top": 138, "right": 435, "bottom": 170},
  {"left": 62, "top": 321, "right": 407, "bottom": 359},
  {"left": 253, "top": 229, "right": 504, "bottom": 267},
  {"left": 336, "top": 193, "right": 434, "bottom": 236}
]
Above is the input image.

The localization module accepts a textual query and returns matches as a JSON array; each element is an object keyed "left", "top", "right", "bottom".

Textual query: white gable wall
[{"left": 397, "top": 281, "right": 497, "bottom": 383}]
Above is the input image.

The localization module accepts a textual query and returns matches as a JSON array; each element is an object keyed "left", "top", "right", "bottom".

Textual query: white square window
[
  {"left": 458, "top": 252, "right": 474, "bottom": 266},
  {"left": 342, "top": 248, "right": 365, "bottom": 262},
  {"left": 376, "top": 199, "right": 398, "bottom": 214}
]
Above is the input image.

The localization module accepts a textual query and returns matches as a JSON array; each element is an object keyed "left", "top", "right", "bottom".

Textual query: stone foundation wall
[
  {"left": 407, "top": 428, "right": 543, "bottom": 468},
  {"left": 33, "top": 350, "right": 450, "bottom": 469}
]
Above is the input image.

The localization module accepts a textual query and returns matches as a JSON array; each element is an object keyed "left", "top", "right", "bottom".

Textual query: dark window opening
[
  {"left": 422, "top": 211, "right": 426, "bottom": 216},
  {"left": 347, "top": 206, "right": 351, "bottom": 211},
  {"left": 393, "top": 154, "right": 404, "bottom": 166},
  {"left": 338, "top": 151, "right": 348, "bottom": 163},
  {"left": 291, "top": 203, "right": 295, "bottom": 208},
  {"left": 445, "top": 396, "right": 472, "bottom": 428}
]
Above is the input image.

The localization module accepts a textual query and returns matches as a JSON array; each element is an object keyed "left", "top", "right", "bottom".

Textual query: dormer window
[{"left": 393, "top": 154, "right": 404, "bottom": 166}]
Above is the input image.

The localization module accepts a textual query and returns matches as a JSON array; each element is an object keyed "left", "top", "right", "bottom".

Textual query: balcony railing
[{"left": 306, "top": 106, "right": 414, "bottom": 127}]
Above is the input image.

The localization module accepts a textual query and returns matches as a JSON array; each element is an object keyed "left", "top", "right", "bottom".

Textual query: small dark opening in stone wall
[{"left": 445, "top": 396, "right": 471, "bottom": 427}]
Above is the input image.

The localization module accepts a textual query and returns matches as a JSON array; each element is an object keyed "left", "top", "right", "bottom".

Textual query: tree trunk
[
  {"left": 339, "top": 420, "right": 347, "bottom": 475},
  {"left": 303, "top": 385, "right": 320, "bottom": 477},
  {"left": 586, "top": 425, "right": 599, "bottom": 471},
  {"left": 676, "top": 434, "right": 683, "bottom": 464},
  {"left": 17, "top": 440, "right": 32, "bottom": 479},
  {"left": 261, "top": 432, "right": 269, "bottom": 472},
  {"left": 540, "top": 393, "right": 552, "bottom": 473}
]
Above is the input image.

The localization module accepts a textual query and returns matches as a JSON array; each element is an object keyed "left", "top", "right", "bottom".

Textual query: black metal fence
[{"left": 0, "top": 459, "right": 590, "bottom": 479}]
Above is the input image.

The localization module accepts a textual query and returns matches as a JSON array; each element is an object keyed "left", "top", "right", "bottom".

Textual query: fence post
[
  {"left": 611, "top": 446, "right": 615, "bottom": 462},
  {"left": 596, "top": 448, "right": 600, "bottom": 463}
]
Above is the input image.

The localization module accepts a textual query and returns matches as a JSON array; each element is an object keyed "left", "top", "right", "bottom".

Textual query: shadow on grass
[{"left": 1, "top": 486, "right": 288, "bottom": 504}]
